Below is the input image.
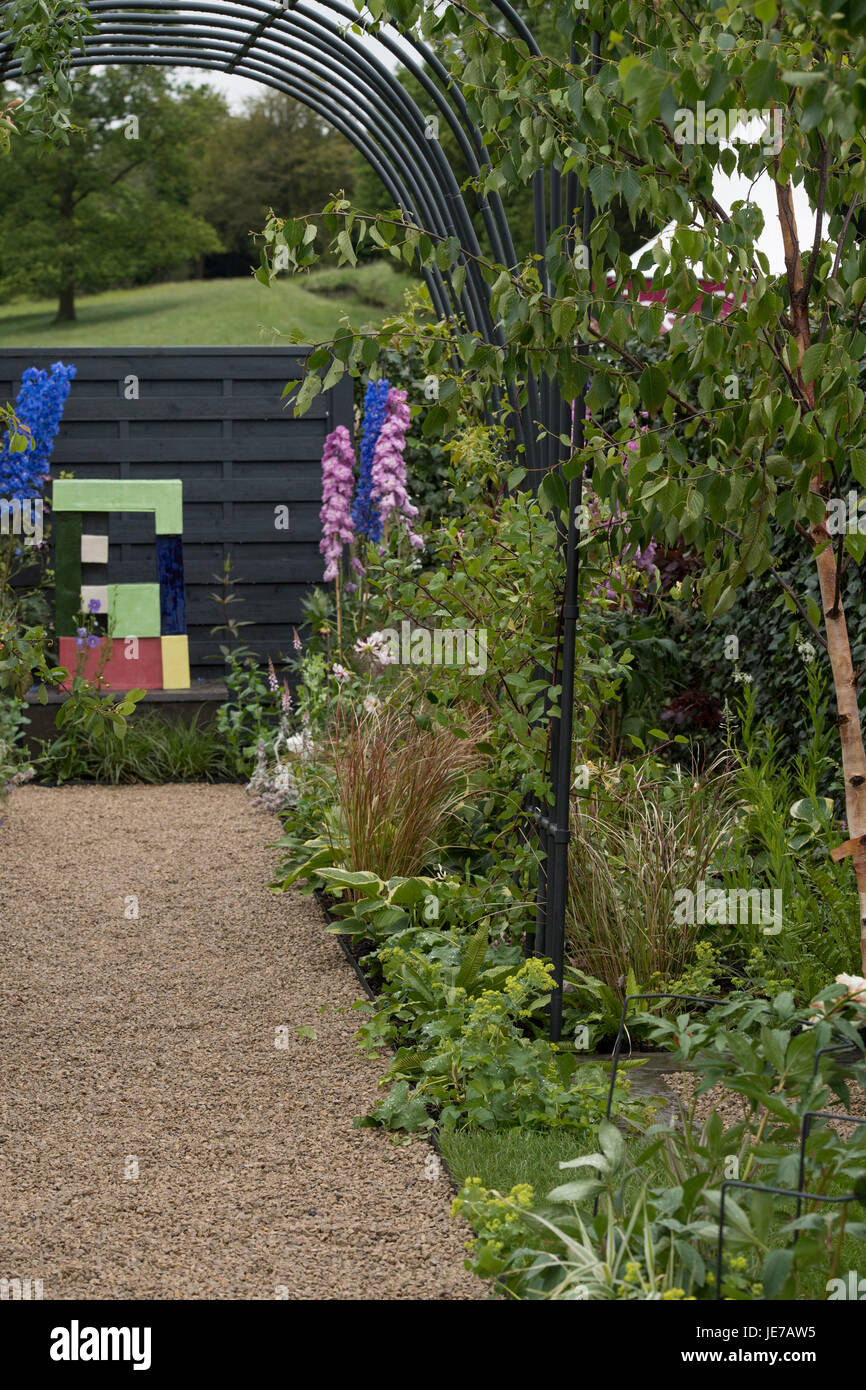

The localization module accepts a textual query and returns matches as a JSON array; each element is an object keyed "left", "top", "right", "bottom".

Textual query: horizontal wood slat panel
[{"left": 61, "top": 397, "right": 325, "bottom": 421}]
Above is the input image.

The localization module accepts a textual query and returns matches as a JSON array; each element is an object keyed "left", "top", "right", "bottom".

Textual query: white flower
[
  {"left": 796, "top": 638, "right": 816, "bottom": 664},
  {"left": 362, "top": 694, "right": 381, "bottom": 714},
  {"left": 810, "top": 972, "right": 866, "bottom": 1020},
  {"left": 332, "top": 663, "right": 350, "bottom": 683},
  {"left": 835, "top": 972, "right": 866, "bottom": 1004},
  {"left": 732, "top": 667, "right": 753, "bottom": 685}
]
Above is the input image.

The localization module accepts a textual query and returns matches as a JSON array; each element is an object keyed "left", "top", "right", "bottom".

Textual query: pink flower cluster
[
  {"left": 370, "top": 388, "right": 423, "bottom": 550},
  {"left": 319, "top": 425, "right": 356, "bottom": 582}
]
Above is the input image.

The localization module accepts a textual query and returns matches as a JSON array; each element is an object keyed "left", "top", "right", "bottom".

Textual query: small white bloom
[
  {"left": 362, "top": 694, "right": 381, "bottom": 714},
  {"left": 836, "top": 972, "right": 866, "bottom": 1004},
  {"left": 796, "top": 638, "right": 816, "bottom": 664}
]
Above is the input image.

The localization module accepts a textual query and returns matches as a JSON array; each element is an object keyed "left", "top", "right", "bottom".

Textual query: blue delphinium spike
[{"left": 351, "top": 378, "right": 390, "bottom": 543}]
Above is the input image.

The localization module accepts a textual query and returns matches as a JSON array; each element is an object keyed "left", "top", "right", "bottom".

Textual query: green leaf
[
  {"left": 762, "top": 1248, "right": 793, "bottom": 1299},
  {"left": 320, "top": 868, "right": 383, "bottom": 890},
  {"left": 639, "top": 363, "right": 667, "bottom": 414},
  {"left": 800, "top": 343, "right": 827, "bottom": 383},
  {"left": 620, "top": 60, "right": 671, "bottom": 129},
  {"left": 546, "top": 1177, "right": 604, "bottom": 1203},
  {"left": 538, "top": 470, "right": 568, "bottom": 512},
  {"left": 455, "top": 919, "right": 490, "bottom": 991},
  {"left": 336, "top": 228, "right": 357, "bottom": 267},
  {"left": 597, "top": 1119, "right": 625, "bottom": 1171},
  {"left": 588, "top": 166, "right": 613, "bottom": 209}
]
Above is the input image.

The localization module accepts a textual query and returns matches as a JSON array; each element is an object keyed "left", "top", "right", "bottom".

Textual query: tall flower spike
[
  {"left": 370, "top": 387, "right": 423, "bottom": 549},
  {"left": 352, "top": 378, "right": 390, "bottom": 543},
  {"left": 319, "top": 425, "right": 356, "bottom": 582},
  {"left": 0, "top": 360, "right": 76, "bottom": 500}
]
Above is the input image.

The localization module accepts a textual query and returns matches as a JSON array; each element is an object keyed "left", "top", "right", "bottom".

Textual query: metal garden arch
[{"left": 0, "top": 0, "right": 594, "bottom": 1038}]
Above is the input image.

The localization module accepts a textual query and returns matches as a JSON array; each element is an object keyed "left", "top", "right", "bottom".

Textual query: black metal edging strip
[{"left": 795, "top": 1109, "right": 866, "bottom": 1229}]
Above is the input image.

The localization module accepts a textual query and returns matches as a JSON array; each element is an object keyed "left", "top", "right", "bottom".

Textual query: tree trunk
[
  {"left": 774, "top": 163, "right": 866, "bottom": 974},
  {"left": 53, "top": 284, "right": 76, "bottom": 323}
]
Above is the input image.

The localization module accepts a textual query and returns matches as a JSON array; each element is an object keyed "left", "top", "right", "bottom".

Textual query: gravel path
[{"left": 0, "top": 784, "right": 482, "bottom": 1301}]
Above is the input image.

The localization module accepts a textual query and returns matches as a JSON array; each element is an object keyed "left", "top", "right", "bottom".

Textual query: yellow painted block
[{"left": 160, "top": 634, "right": 190, "bottom": 690}]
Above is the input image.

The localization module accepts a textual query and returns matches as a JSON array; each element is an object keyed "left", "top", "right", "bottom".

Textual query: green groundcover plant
[
  {"left": 272, "top": 862, "right": 642, "bottom": 1136},
  {"left": 453, "top": 985, "right": 866, "bottom": 1299}
]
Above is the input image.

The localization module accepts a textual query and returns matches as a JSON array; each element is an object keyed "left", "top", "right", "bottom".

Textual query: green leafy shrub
[{"left": 358, "top": 946, "right": 632, "bottom": 1135}]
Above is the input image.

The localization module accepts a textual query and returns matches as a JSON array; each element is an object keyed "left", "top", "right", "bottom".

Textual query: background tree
[
  {"left": 0, "top": 68, "right": 223, "bottom": 321},
  {"left": 192, "top": 92, "right": 356, "bottom": 274}
]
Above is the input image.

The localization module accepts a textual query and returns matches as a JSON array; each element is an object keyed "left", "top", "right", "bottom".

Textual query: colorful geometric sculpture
[{"left": 52, "top": 478, "right": 189, "bottom": 691}]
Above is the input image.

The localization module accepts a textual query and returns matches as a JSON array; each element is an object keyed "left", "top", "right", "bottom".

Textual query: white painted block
[
  {"left": 80, "top": 533, "right": 108, "bottom": 565},
  {"left": 80, "top": 584, "right": 109, "bottom": 617}
]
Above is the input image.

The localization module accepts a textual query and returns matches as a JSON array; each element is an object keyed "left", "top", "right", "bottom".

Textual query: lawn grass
[
  {"left": 439, "top": 1127, "right": 595, "bottom": 1197},
  {"left": 0, "top": 262, "right": 413, "bottom": 348}
]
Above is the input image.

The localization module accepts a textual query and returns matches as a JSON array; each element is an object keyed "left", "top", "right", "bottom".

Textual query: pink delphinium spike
[
  {"left": 319, "top": 425, "right": 357, "bottom": 581},
  {"left": 369, "top": 388, "right": 423, "bottom": 549}
]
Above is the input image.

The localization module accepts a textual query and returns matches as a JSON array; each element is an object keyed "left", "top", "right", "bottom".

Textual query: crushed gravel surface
[
  {"left": 0, "top": 784, "right": 483, "bottom": 1301},
  {"left": 666, "top": 1070, "right": 866, "bottom": 1134}
]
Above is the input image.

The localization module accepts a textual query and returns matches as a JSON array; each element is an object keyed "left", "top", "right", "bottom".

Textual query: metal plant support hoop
[{"left": 0, "top": 1, "right": 592, "bottom": 1035}]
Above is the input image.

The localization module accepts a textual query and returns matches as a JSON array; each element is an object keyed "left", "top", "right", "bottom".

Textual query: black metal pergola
[{"left": 0, "top": 0, "right": 592, "bottom": 1038}]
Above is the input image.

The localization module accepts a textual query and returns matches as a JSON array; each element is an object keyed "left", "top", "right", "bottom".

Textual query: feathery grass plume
[
  {"left": 566, "top": 760, "right": 738, "bottom": 996},
  {"left": 326, "top": 702, "right": 486, "bottom": 880}
]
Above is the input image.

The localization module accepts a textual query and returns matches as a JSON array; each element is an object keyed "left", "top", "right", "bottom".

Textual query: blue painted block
[{"left": 157, "top": 535, "right": 186, "bottom": 635}]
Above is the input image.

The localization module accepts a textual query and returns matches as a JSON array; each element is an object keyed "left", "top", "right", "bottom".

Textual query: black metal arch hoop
[{"left": 0, "top": 0, "right": 591, "bottom": 1037}]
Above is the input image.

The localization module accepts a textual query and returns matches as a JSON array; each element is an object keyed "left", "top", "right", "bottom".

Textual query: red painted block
[{"left": 58, "top": 636, "right": 163, "bottom": 692}]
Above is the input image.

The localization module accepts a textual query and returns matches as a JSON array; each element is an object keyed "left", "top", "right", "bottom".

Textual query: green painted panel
[
  {"left": 52, "top": 479, "right": 182, "bottom": 534},
  {"left": 54, "top": 512, "right": 82, "bottom": 636},
  {"left": 107, "top": 583, "right": 162, "bottom": 638}
]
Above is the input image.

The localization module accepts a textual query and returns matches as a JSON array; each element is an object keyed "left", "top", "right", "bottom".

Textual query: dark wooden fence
[{"left": 0, "top": 347, "right": 352, "bottom": 682}]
